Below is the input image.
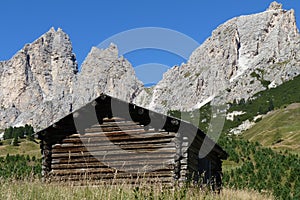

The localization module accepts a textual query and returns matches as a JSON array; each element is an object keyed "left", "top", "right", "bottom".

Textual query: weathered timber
[
  {"left": 52, "top": 143, "right": 175, "bottom": 154},
  {"left": 51, "top": 159, "right": 175, "bottom": 169},
  {"left": 51, "top": 148, "right": 177, "bottom": 159},
  {"left": 37, "top": 94, "right": 228, "bottom": 187},
  {"left": 51, "top": 153, "right": 176, "bottom": 164},
  {"left": 61, "top": 134, "right": 175, "bottom": 144},
  {"left": 52, "top": 138, "right": 174, "bottom": 149},
  {"left": 50, "top": 167, "right": 174, "bottom": 176},
  {"left": 50, "top": 175, "right": 175, "bottom": 185}
]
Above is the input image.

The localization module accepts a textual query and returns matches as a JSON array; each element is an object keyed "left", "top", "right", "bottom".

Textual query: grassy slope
[
  {"left": 223, "top": 74, "right": 300, "bottom": 134},
  {"left": 0, "top": 139, "right": 40, "bottom": 158},
  {"left": 242, "top": 103, "right": 300, "bottom": 154}
]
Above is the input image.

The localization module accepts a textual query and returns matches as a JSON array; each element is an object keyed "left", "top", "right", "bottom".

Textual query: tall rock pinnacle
[
  {"left": 0, "top": 28, "right": 143, "bottom": 130},
  {"left": 267, "top": 1, "right": 282, "bottom": 11},
  {"left": 0, "top": 28, "right": 78, "bottom": 129}
]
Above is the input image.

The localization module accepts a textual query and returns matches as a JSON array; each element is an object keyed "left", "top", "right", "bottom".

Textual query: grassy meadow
[
  {"left": 242, "top": 103, "right": 300, "bottom": 154},
  {"left": 0, "top": 138, "right": 276, "bottom": 200},
  {"left": 0, "top": 139, "right": 40, "bottom": 157},
  {"left": 0, "top": 179, "right": 274, "bottom": 200}
]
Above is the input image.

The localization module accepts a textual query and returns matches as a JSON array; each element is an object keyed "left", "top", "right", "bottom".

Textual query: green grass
[
  {"left": 0, "top": 139, "right": 40, "bottom": 158},
  {"left": 222, "top": 160, "right": 242, "bottom": 172},
  {"left": 242, "top": 103, "right": 300, "bottom": 154},
  {"left": 168, "top": 74, "right": 300, "bottom": 156}
]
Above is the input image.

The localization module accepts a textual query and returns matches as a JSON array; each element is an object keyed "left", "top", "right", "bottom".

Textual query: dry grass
[
  {"left": 0, "top": 139, "right": 40, "bottom": 158},
  {"left": 0, "top": 179, "right": 274, "bottom": 200},
  {"left": 242, "top": 103, "right": 300, "bottom": 154}
]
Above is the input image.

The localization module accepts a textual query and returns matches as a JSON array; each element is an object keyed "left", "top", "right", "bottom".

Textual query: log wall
[{"left": 41, "top": 117, "right": 180, "bottom": 185}]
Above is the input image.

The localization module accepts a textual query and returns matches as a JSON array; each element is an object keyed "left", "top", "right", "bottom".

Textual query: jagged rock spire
[
  {"left": 0, "top": 28, "right": 143, "bottom": 131},
  {"left": 267, "top": 1, "right": 282, "bottom": 11}
]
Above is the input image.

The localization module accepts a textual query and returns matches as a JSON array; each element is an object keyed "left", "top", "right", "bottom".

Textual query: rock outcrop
[
  {"left": 0, "top": 28, "right": 78, "bottom": 130},
  {"left": 134, "top": 2, "right": 300, "bottom": 113},
  {"left": 73, "top": 45, "right": 143, "bottom": 109},
  {"left": 0, "top": 28, "right": 143, "bottom": 131}
]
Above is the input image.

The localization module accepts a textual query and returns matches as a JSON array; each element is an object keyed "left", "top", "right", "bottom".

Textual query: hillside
[
  {"left": 223, "top": 73, "right": 300, "bottom": 135},
  {"left": 0, "top": 139, "right": 40, "bottom": 158},
  {"left": 167, "top": 70, "right": 300, "bottom": 199},
  {"left": 219, "top": 135, "right": 300, "bottom": 200},
  {"left": 242, "top": 103, "right": 300, "bottom": 154}
]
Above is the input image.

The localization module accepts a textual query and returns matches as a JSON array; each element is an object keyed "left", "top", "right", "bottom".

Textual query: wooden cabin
[{"left": 37, "top": 94, "right": 228, "bottom": 188}]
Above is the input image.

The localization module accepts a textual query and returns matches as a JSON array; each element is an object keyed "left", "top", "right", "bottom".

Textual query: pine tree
[
  {"left": 12, "top": 132, "right": 18, "bottom": 146},
  {"left": 4, "top": 126, "right": 13, "bottom": 139},
  {"left": 26, "top": 125, "right": 34, "bottom": 141},
  {"left": 268, "top": 99, "right": 274, "bottom": 111}
]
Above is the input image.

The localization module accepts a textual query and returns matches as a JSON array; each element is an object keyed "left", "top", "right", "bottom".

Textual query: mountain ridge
[
  {"left": 1, "top": 1, "right": 300, "bottom": 132},
  {"left": 134, "top": 1, "right": 300, "bottom": 113},
  {"left": 0, "top": 28, "right": 143, "bottom": 131}
]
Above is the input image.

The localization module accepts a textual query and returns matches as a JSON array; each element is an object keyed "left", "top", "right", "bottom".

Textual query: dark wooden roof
[{"left": 37, "top": 94, "right": 228, "bottom": 159}]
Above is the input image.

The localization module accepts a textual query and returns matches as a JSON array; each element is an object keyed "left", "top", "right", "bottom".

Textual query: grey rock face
[
  {"left": 134, "top": 2, "right": 300, "bottom": 113},
  {"left": 0, "top": 28, "right": 78, "bottom": 130},
  {"left": 0, "top": 28, "right": 143, "bottom": 131},
  {"left": 73, "top": 45, "right": 143, "bottom": 110}
]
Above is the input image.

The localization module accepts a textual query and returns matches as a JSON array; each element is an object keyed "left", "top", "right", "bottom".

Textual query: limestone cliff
[
  {"left": 134, "top": 2, "right": 300, "bottom": 113},
  {"left": 0, "top": 28, "right": 77, "bottom": 129},
  {"left": 0, "top": 28, "right": 143, "bottom": 131}
]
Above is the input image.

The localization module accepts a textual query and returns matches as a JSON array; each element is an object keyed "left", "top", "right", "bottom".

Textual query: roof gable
[{"left": 37, "top": 93, "right": 228, "bottom": 159}]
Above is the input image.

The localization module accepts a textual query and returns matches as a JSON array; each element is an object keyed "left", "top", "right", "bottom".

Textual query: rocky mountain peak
[
  {"left": 0, "top": 28, "right": 143, "bottom": 131},
  {"left": 134, "top": 3, "right": 300, "bottom": 113},
  {"left": 74, "top": 43, "right": 143, "bottom": 111},
  {"left": 267, "top": 1, "right": 282, "bottom": 11},
  {"left": 0, "top": 27, "right": 79, "bottom": 129}
]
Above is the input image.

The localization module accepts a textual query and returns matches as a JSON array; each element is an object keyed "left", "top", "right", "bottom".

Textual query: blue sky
[{"left": 0, "top": 1, "right": 299, "bottom": 85}]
